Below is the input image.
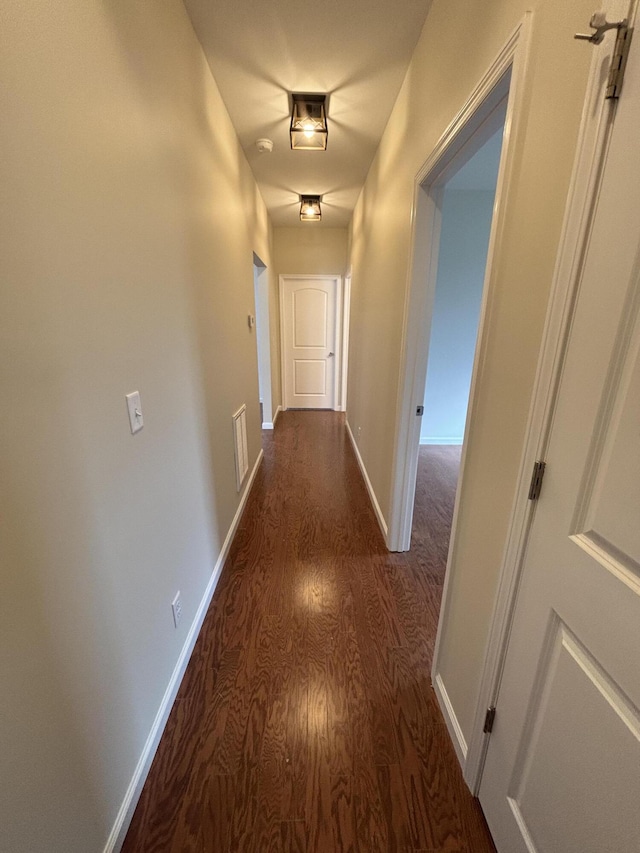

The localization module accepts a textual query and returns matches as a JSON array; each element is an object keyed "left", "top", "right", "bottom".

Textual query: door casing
[
  {"left": 279, "top": 274, "right": 345, "bottom": 411},
  {"left": 388, "top": 18, "right": 531, "bottom": 553},
  {"left": 253, "top": 253, "right": 274, "bottom": 428},
  {"left": 386, "top": 12, "right": 534, "bottom": 783}
]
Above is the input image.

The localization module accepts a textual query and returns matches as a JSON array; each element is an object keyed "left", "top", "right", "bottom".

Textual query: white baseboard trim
[
  {"left": 345, "top": 419, "right": 388, "bottom": 543},
  {"left": 262, "top": 405, "right": 282, "bottom": 430},
  {"left": 433, "top": 672, "right": 468, "bottom": 769},
  {"left": 419, "top": 437, "right": 464, "bottom": 445},
  {"left": 104, "top": 448, "right": 264, "bottom": 853}
]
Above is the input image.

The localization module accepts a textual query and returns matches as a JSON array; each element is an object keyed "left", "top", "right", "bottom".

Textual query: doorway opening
[
  {"left": 384, "top": 16, "right": 531, "bottom": 796},
  {"left": 412, "top": 121, "right": 504, "bottom": 559},
  {"left": 390, "top": 69, "right": 511, "bottom": 555},
  {"left": 253, "top": 253, "right": 274, "bottom": 429}
]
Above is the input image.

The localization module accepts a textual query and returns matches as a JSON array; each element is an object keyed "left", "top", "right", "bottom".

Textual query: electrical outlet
[{"left": 171, "top": 592, "right": 182, "bottom": 628}]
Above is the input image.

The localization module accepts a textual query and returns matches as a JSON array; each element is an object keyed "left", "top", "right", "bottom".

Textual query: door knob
[{"left": 328, "top": 352, "right": 335, "bottom": 357}]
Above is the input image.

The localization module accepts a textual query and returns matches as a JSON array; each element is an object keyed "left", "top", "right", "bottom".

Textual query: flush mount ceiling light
[
  {"left": 300, "top": 195, "right": 322, "bottom": 221},
  {"left": 290, "top": 94, "right": 328, "bottom": 151}
]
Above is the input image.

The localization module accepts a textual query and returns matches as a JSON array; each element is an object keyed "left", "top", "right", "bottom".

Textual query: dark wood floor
[
  {"left": 122, "top": 413, "right": 495, "bottom": 852},
  {"left": 412, "top": 444, "right": 462, "bottom": 564}
]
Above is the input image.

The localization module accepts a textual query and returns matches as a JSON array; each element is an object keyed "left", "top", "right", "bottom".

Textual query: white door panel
[
  {"left": 293, "top": 289, "right": 328, "bottom": 347},
  {"left": 579, "top": 326, "right": 640, "bottom": 565},
  {"left": 506, "top": 617, "right": 640, "bottom": 853},
  {"left": 294, "top": 359, "right": 326, "bottom": 396},
  {"left": 480, "top": 20, "right": 640, "bottom": 853},
  {"left": 282, "top": 276, "right": 339, "bottom": 409}
]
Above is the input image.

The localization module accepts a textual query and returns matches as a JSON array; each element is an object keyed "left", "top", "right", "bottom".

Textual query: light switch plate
[
  {"left": 171, "top": 592, "right": 182, "bottom": 628},
  {"left": 125, "top": 391, "right": 144, "bottom": 434}
]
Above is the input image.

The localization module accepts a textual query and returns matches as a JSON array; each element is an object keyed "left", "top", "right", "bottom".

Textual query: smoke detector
[{"left": 256, "top": 138, "right": 274, "bottom": 154}]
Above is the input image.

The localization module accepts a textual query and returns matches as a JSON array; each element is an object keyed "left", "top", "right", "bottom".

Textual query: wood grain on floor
[{"left": 122, "top": 413, "right": 494, "bottom": 853}]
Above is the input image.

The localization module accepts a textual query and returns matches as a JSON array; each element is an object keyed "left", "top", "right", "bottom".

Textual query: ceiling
[{"left": 183, "top": 0, "right": 433, "bottom": 227}]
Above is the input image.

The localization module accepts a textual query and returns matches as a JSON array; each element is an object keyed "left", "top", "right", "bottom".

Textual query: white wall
[
  {"left": 421, "top": 190, "right": 497, "bottom": 444},
  {"left": 273, "top": 227, "right": 348, "bottom": 276},
  {"left": 347, "top": 0, "right": 596, "bottom": 748},
  {"left": 0, "top": 1, "right": 273, "bottom": 849}
]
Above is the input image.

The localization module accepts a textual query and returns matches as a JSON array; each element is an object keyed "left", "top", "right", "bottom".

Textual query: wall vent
[{"left": 232, "top": 404, "right": 249, "bottom": 491}]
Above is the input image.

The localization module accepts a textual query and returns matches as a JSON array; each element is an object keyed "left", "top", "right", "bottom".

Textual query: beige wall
[
  {"left": 0, "top": 1, "right": 272, "bottom": 849},
  {"left": 347, "top": 0, "right": 594, "bottom": 745},
  {"left": 273, "top": 226, "right": 349, "bottom": 276}
]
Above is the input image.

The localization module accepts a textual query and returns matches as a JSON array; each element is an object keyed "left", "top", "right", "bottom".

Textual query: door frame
[
  {"left": 279, "top": 274, "right": 344, "bottom": 411},
  {"left": 388, "top": 17, "right": 530, "bottom": 555},
  {"left": 464, "top": 0, "right": 633, "bottom": 794},
  {"left": 253, "top": 253, "right": 274, "bottom": 428},
  {"left": 338, "top": 269, "right": 352, "bottom": 412},
  {"left": 386, "top": 15, "right": 533, "bottom": 777}
]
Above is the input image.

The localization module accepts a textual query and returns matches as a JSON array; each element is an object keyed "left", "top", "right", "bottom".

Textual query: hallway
[{"left": 122, "top": 412, "right": 495, "bottom": 852}]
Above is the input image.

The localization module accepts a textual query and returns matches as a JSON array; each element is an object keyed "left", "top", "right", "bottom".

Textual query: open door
[{"left": 480, "top": 17, "right": 640, "bottom": 851}]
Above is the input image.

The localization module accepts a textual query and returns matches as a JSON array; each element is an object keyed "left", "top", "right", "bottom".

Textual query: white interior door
[
  {"left": 479, "top": 28, "right": 640, "bottom": 853},
  {"left": 281, "top": 276, "right": 339, "bottom": 409}
]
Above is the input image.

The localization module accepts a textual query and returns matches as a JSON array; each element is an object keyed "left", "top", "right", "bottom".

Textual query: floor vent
[{"left": 232, "top": 404, "right": 249, "bottom": 491}]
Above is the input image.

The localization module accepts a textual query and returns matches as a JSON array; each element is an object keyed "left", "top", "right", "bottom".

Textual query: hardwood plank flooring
[{"left": 122, "top": 413, "right": 494, "bottom": 853}]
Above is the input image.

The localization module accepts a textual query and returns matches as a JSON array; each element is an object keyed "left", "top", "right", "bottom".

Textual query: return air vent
[{"left": 232, "top": 404, "right": 249, "bottom": 491}]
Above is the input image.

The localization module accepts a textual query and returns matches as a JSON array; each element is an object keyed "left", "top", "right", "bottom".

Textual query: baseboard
[
  {"left": 262, "top": 405, "right": 282, "bottom": 430},
  {"left": 419, "top": 437, "right": 464, "bottom": 445},
  {"left": 433, "top": 672, "right": 468, "bottom": 769},
  {"left": 104, "top": 448, "right": 264, "bottom": 853},
  {"left": 345, "top": 419, "right": 388, "bottom": 543}
]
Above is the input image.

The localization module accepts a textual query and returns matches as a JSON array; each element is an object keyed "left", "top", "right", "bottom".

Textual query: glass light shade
[
  {"left": 300, "top": 195, "right": 322, "bottom": 221},
  {"left": 290, "top": 94, "right": 328, "bottom": 151}
]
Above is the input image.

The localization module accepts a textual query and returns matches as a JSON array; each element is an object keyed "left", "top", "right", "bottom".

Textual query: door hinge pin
[
  {"left": 528, "top": 460, "right": 546, "bottom": 501},
  {"left": 484, "top": 706, "right": 496, "bottom": 734}
]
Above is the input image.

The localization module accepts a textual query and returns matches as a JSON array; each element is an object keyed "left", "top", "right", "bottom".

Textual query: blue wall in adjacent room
[{"left": 421, "top": 189, "right": 496, "bottom": 444}]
